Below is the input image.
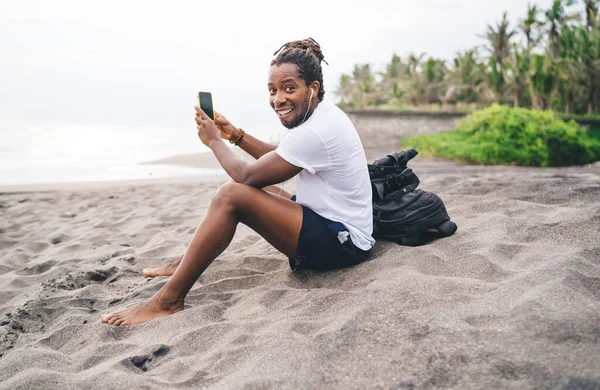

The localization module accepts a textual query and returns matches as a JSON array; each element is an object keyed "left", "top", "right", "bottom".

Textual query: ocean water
[{"left": 0, "top": 123, "right": 277, "bottom": 186}]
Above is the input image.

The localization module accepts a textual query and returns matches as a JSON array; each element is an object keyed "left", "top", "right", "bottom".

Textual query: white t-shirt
[{"left": 275, "top": 100, "right": 375, "bottom": 251}]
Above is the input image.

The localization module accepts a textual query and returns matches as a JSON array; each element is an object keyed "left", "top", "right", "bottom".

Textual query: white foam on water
[{"left": 0, "top": 122, "right": 283, "bottom": 185}]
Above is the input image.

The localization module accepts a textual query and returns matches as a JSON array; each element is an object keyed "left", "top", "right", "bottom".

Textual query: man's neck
[{"left": 306, "top": 100, "right": 320, "bottom": 120}]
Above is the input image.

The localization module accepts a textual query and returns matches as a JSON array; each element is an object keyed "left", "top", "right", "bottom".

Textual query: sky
[{"left": 1, "top": 0, "right": 558, "bottom": 135}]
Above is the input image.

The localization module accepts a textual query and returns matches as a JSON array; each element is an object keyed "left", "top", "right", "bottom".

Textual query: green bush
[
  {"left": 587, "top": 125, "right": 600, "bottom": 142},
  {"left": 401, "top": 104, "right": 600, "bottom": 166}
]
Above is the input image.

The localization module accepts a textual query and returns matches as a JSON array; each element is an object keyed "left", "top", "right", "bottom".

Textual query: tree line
[{"left": 336, "top": 0, "right": 600, "bottom": 116}]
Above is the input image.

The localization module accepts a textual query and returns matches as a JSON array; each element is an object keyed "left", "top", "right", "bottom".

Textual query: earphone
[{"left": 298, "top": 88, "right": 315, "bottom": 125}]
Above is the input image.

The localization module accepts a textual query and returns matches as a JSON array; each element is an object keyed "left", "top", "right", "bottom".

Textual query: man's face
[{"left": 268, "top": 63, "right": 312, "bottom": 129}]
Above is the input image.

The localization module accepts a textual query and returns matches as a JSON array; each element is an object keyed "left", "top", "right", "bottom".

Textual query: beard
[{"left": 281, "top": 91, "right": 311, "bottom": 129}]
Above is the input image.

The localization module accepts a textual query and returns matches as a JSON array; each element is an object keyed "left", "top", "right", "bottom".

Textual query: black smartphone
[{"left": 198, "top": 91, "right": 214, "bottom": 120}]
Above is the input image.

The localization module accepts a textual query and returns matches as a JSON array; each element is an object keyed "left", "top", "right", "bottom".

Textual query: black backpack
[{"left": 368, "top": 149, "right": 457, "bottom": 246}]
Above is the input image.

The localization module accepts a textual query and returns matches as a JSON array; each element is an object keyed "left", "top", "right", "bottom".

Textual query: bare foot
[
  {"left": 143, "top": 255, "right": 182, "bottom": 277},
  {"left": 101, "top": 291, "right": 184, "bottom": 326}
]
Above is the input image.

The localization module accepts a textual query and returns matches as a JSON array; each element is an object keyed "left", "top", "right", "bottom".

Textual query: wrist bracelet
[
  {"left": 229, "top": 129, "right": 241, "bottom": 145},
  {"left": 235, "top": 129, "right": 245, "bottom": 146},
  {"left": 230, "top": 129, "right": 245, "bottom": 146}
]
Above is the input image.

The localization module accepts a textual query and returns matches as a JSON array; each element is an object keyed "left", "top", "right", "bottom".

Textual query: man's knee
[{"left": 212, "top": 182, "right": 251, "bottom": 208}]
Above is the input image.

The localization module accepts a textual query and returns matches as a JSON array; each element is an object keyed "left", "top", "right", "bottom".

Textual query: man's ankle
[{"left": 156, "top": 287, "right": 185, "bottom": 308}]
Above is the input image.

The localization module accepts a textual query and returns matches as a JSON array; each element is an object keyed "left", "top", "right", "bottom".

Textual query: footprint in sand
[
  {"left": 121, "top": 345, "right": 170, "bottom": 372},
  {"left": 50, "top": 233, "right": 72, "bottom": 245},
  {"left": 43, "top": 266, "right": 120, "bottom": 291},
  {"left": 15, "top": 260, "right": 58, "bottom": 276}
]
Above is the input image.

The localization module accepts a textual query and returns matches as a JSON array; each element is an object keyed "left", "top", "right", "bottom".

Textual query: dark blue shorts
[{"left": 289, "top": 195, "right": 371, "bottom": 271}]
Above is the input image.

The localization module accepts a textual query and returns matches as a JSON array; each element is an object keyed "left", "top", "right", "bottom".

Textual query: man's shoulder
[
  {"left": 317, "top": 100, "right": 345, "bottom": 118},
  {"left": 312, "top": 101, "right": 355, "bottom": 132}
]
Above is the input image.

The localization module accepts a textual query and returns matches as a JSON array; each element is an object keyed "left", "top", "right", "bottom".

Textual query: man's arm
[
  {"left": 209, "top": 139, "right": 301, "bottom": 188},
  {"left": 229, "top": 128, "right": 276, "bottom": 160}
]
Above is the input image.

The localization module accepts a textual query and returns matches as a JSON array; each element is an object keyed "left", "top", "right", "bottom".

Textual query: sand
[{"left": 1, "top": 151, "right": 600, "bottom": 389}]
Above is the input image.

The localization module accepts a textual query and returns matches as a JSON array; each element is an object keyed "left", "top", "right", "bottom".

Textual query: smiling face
[{"left": 268, "top": 63, "right": 319, "bottom": 129}]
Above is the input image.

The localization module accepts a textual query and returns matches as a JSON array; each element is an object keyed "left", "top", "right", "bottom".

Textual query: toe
[{"left": 143, "top": 268, "right": 157, "bottom": 277}]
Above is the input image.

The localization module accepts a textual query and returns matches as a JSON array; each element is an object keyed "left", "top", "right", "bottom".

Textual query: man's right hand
[{"left": 214, "top": 111, "right": 240, "bottom": 141}]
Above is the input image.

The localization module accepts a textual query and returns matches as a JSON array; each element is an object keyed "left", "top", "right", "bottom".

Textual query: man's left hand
[{"left": 195, "top": 106, "right": 221, "bottom": 147}]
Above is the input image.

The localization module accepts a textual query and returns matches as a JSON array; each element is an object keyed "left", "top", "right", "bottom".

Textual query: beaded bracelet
[
  {"left": 235, "top": 130, "right": 245, "bottom": 146},
  {"left": 230, "top": 129, "right": 245, "bottom": 146}
]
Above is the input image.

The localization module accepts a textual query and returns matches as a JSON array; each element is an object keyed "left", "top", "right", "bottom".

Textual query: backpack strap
[
  {"left": 370, "top": 167, "right": 421, "bottom": 200},
  {"left": 380, "top": 149, "right": 418, "bottom": 168},
  {"left": 373, "top": 210, "right": 382, "bottom": 236},
  {"left": 373, "top": 182, "right": 386, "bottom": 200},
  {"left": 386, "top": 168, "right": 419, "bottom": 191}
]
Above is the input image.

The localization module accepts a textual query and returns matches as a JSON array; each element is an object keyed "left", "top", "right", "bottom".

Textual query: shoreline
[
  {"left": 0, "top": 173, "right": 230, "bottom": 193},
  {"left": 2, "top": 147, "right": 599, "bottom": 193},
  {"left": 0, "top": 151, "right": 228, "bottom": 193}
]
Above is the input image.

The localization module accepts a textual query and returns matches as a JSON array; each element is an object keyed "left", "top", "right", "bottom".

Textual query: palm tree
[
  {"left": 584, "top": 0, "right": 599, "bottom": 31},
  {"left": 353, "top": 64, "right": 380, "bottom": 108},
  {"left": 506, "top": 44, "right": 532, "bottom": 107},
  {"left": 403, "top": 53, "right": 426, "bottom": 106},
  {"left": 422, "top": 58, "right": 447, "bottom": 105},
  {"left": 379, "top": 54, "right": 406, "bottom": 106},
  {"left": 529, "top": 54, "right": 558, "bottom": 109},
  {"left": 335, "top": 64, "right": 380, "bottom": 108},
  {"left": 575, "top": 26, "right": 600, "bottom": 113},
  {"left": 480, "top": 12, "right": 518, "bottom": 66},
  {"left": 382, "top": 54, "right": 404, "bottom": 80},
  {"left": 556, "top": 25, "right": 580, "bottom": 113},
  {"left": 544, "top": 0, "right": 579, "bottom": 57},
  {"left": 336, "top": 74, "right": 355, "bottom": 108},
  {"left": 445, "top": 49, "right": 491, "bottom": 106},
  {"left": 485, "top": 57, "right": 506, "bottom": 103},
  {"left": 520, "top": 3, "right": 542, "bottom": 48},
  {"left": 405, "top": 53, "right": 425, "bottom": 78}
]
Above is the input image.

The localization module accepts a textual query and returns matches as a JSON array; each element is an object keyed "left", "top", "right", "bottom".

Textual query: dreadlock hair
[{"left": 271, "top": 37, "right": 329, "bottom": 102}]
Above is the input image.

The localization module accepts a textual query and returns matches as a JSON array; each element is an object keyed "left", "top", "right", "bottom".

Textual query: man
[{"left": 101, "top": 38, "right": 374, "bottom": 326}]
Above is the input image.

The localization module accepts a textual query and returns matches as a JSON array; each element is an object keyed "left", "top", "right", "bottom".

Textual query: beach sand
[{"left": 1, "top": 150, "right": 600, "bottom": 389}]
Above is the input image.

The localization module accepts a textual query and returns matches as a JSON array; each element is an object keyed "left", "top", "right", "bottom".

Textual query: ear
[{"left": 309, "top": 81, "right": 320, "bottom": 98}]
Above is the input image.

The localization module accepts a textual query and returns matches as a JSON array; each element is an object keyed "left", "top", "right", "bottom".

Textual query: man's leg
[
  {"left": 101, "top": 182, "right": 302, "bottom": 326},
  {"left": 262, "top": 184, "right": 294, "bottom": 200},
  {"left": 142, "top": 184, "right": 294, "bottom": 277}
]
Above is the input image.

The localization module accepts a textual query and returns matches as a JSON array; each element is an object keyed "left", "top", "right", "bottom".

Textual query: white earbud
[{"left": 310, "top": 89, "right": 314, "bottom": 100}]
